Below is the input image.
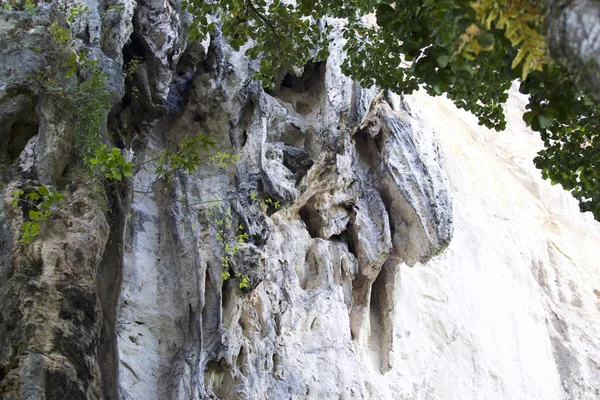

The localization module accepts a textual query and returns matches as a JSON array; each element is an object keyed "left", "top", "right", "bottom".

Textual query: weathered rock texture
[
  {"left": 0, "top": 2, "right": 599, "bottom": 400},
  {"left": 546, "top": 0, "right": 600, "bottom": 102}
]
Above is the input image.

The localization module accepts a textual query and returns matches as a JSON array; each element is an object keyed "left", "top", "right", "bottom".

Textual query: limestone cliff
[{"left": 0, "top": 2, "right": 598, "bottom": 400}]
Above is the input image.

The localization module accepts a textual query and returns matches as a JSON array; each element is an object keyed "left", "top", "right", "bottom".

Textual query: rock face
[{"left": 0, "top": 2, "right": 599, "bottom": 400}]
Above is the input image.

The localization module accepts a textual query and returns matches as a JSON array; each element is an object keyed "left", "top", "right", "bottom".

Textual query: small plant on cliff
[
  {"left": 6, "top": 47, "right": 113, "bottom": 246},
  {"left": 104, "top": 4, "right": 124, "bottom": 15},
  {"left": 264, "top": 197, "right": 280, "bottom": 211},
  {"left": 250, "top": 192, "right": 280, "bottom": 213},
  {"left": 89, "top": 145, "right": 133, "bottom": 182},
  {"left": 0, "top": 0, "right": 12, "bottom": 12},
  {"left": 237, "top": 274, "right": 249, "bottom": 289},
  {"left": 49, "top": 22, "right": 70, "bottom": 47},
  {"left": 0, "top": 0, "right": 37, "bottom": 13},
  {"left": 67, "top": 4, "right": 87, "bottom": 23},
  {"left": 64, "top": 51, "right": 97, "bottom": 79},
  {"left": 153, "top": 134, "right": 217, "bottom": 183},
  {"left": 176, "top": 196, "right": 252, "bottom": 290},
  {"left": 204, "top": 201, "right": 250, "bottom": 287},
  {"left": 124, "top": 57, "right": 141, "bottom": 81},
  {"left": 209, "top": 151, "right": 240, "bottom": 168},
  {"left": 71, "top": 67, "right": 113, "bottom": 164},
  {"left": 12, "top": 186, "right": 65, "bottom": 244},
  {"left": 22, "top": 0, "right": 36, "bottom": 15},
  {"left": 145, "top": 138, "right": 250, "bottom": 289}
]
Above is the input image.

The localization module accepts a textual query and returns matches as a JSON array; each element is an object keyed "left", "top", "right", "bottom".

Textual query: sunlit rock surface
[
  {"left": 117, "top": 28, "right": 600, "bottom": 400},
  {"left": 375, "top": 89, "right": 600, "bottom": 399}
]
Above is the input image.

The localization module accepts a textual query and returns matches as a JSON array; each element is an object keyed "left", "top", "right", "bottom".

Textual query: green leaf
[
  {"left": 436, "top": 55, "right": 449, "bottom": 68},
  {"left": 122, "top": 163, "right": 133, "bottom": 177},
  {"left": 65, "top": 68, "right": 76, "bottom": 79},
  {"left": 439, "top": 70, "right": 456, "bottom": 85},
  {"left": 450, "top": 56, "right": 471, "bottom": 72},
  {"left": 424, "top": 72, "right": 440, "bottom": 87},
  {"left": 477, "top": 31, "right": 495, "bottom": 48},
  {"left": 538, "top": 113, "right": 553, "bottom": 129},
  {"left": 37, "top": 186, "right": 49, "bottom": 197},
  {"left": 523, "top": 111, "right": 535, "bottom": 126},
  {"left": 112, "top": 169, "right": 122, "bottom": 181}
]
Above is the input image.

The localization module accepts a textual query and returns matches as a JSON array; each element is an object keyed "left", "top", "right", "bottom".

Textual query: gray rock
[
  {"left": 350, "top": 189, "right": 393, "bottom": 277},
  {"left": 15, "top": 135, "right": 36, "bottom": 178},
  {"left": 356, "top": 101, "right": 453, "bottom": 265},
  {"left": 0, "top": 182, "right": 109, "bottom": 399},
  {"left": 261, "top": 143, "right": 299, "bottom": 204}
]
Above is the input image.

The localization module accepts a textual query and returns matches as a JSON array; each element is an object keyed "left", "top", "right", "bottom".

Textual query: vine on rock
[{"left": 205, "top": 201, "right": 250, "bottom": 288}]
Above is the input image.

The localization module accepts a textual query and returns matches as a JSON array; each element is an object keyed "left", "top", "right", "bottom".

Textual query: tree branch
[{"left": 246, "top": 0, "right": 279, "bottom": 39}]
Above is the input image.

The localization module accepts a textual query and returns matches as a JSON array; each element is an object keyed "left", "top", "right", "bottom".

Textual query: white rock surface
[
  {"left": 378, "top": 88, "right": 600, "bottom": 399},
  {"left": 116, "top": 31, "right": 600, "bottom": 400}
]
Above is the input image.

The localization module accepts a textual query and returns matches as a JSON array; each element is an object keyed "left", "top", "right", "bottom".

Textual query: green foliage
[
  {"left": 26, "top": 45, "right": 114, "bottom": 185},
  {"left": 72, "top": 67, "right": 113, "bottom": 164},
  {"left": 67, "top": 4, "right": 88, "bottom": 23},
  {"left": 22, "top": 0, "right": 36, "bottom": 14},
  {"left": 12, "top": 186, "right": 65, "bottom": 244},
  {"left": 520, "top": 66, "right": 600, "bottom": 220},
  {"left": 264, "top": 197, "right": 280, "bottom": 211},
  {"left": 205, "top": 202, "right": 250, "bottom": 289},
  {"left": 1, "top": 0, "right": 12, "bottom": 12},
  {"left": 135, "top": 135, "right": 251, "bottom": 289},
  {"left": 343, "top": 0, "right": 516, "bottom": 130},
  {"left": 150, "top": 147, "right": 253, "bottom": 289},
  {"left": 63, "top": 51, "right": 97, "bottom": 79},
  {"left": 471, "top": 0, "right": 546, "bottom": 80},
  {"left": 49, "top": 22, "right": 71, "bottom": 46},
  {"left": 89, "top": 144, "right": 133, "bottom": 182},
  {"left": 237, "top": 274, "right": 249, "bottom": 289},
  {"left": 154, "top": 134, "right": 217, "bottom": 182},
  {"left": 0, "top": 0, "right": 38, "bottom": 13},
  {"left": 209, "top": 151, "right": 240, "bottom": 168},
  {"left": 104, "top": 4, "right": 124, "bottom": 15},
  {"left": 183, "top": 0, "right": 334, "bottom": 87},
  {"left": 124, "top": 57, "right": 141, "bottom": 81}
]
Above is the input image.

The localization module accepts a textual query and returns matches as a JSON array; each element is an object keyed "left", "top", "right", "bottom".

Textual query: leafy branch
[
  {"left": 89, "top": 145, "right": 133, "bottom": 182},
  {"left": 471, "top": 0, "right": 547, "bottom": 80},
  {"left": 64, "top": 51, "right": 98, "bottom": 79}
]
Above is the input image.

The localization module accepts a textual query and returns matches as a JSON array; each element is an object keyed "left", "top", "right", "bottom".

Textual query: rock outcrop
[{"left": 0, "top": 2, "right": 598, "bottom": 400}]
